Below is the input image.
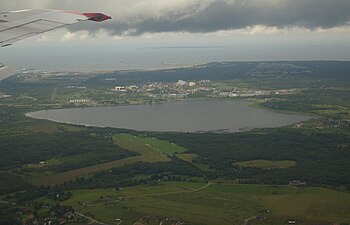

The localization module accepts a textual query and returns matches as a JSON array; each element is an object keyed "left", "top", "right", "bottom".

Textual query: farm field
[
  {"left": 29, "top": 156, "right": 143, "bottom": 186},
  {"left": 113, "top": 134, "right": 170, "bottom": 162},
  {"left": 27, "top": 134, "right": 187, "bottom": 186},
  {"left": 56, "top": 182, "right": 350, "bottom": 225},
  {"left": 235, "top": 160, "right": 296, "bottom": 170},
  {"left": 113, "top": 134, "right": 187, "bottom": 155}
]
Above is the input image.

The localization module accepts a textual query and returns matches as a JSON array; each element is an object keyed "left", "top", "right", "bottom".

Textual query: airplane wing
[
  {"left": 0, "top": 9, "right": 111, "bottom": 47},
  {"left": 0, "top": 64, "right": 16, "bottom": 81}
]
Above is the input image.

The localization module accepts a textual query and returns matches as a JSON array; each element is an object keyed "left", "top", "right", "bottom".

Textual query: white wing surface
[{"left": 0, "top": 9, "right": 111, "bottom": 47}]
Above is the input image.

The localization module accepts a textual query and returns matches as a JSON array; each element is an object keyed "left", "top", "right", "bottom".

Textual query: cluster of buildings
[
  {"left": 20, "top": 68, "right": 81, "bottom": 78},
  {"left": 113, "top": 80, "right": 212, "bottom": 93},
  {"left": 111, "top": 80, "right": 299, "bottom": 101},
  {"left": 114, "top": 85, "right": 138, "bottom": 92},
  {"left": 69, "top": 99, "right": 90, "bottom": 104},
  {"left": 176, "top": 80, "right": 196, "bottom": 87},
  {"left": 219, "top": 90, "right": 268, "bottom": 98},
  {"left": 140, "top": 216, "right": 183, "bottom": 225},
  {"left": 113, "top": 80, "right": 199, "bottom": 93},
  {"left": 25, "top": 206, "right": 75, "bottom": 225}
]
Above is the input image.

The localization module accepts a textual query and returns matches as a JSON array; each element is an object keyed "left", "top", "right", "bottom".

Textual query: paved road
[
  {"left": 75, "top": 211, "right": 110, "bottom": 225},
  {"left": 243, "top": 215, "right": 257, "bottom": 225},
  {"left": 195, "top": 182, "right": 211, "bottom": 191}
]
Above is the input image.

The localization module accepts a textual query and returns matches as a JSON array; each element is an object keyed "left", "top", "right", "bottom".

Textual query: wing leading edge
[{"left": 0, "top": 9, "right": 111, "bottom": 47}]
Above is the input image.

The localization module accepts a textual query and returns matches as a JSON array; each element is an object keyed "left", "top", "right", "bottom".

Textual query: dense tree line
[
  {"left": 0, "top": 205, "right": 21, "bottom": 225},
  {"left": 0, "top": 131, "right": 136, "bottom": 171},
  {"left": 107, "top": 160, "right": 204, "bottom": 178},
  {"left": 0, "top": 172, "right": 31, "bottom": 195},
  {"left": 54, "top": 160, "right": 205, "bottom": 190},
  {"left": 153, "top": 128, "right": 350, "bottom": 187}
]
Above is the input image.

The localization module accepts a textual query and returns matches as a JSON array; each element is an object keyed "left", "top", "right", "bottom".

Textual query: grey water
[
  {"left": 27, "top": 99, "right": 310, "bottom": 132},
  {"left": 27, "top": 99, "right": 310, "bottom": 133}
]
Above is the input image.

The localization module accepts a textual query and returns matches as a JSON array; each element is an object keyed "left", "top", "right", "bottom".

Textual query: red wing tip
[
  {"left": 83, "top": 13, "right": 112, "bottom": 22},
  {"left": 62, "top": 11, "right": 111, "bottom": 22}
]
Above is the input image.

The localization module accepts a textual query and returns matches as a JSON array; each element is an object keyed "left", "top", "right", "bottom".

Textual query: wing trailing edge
[{"left": 0, "top": 9, "right": 111, "bottom": 47}]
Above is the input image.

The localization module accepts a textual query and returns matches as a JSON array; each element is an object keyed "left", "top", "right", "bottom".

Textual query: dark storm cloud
[
  {"left": 2, "top": 0, "right": 350, "bottom": 35},
  {"left": 84, "top": 0, "right": 350, "bottom": 35}
]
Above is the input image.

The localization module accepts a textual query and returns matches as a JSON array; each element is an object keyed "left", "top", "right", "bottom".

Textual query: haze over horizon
[{"left": 1, "top": 0, "right": 350, "bottom": 71}]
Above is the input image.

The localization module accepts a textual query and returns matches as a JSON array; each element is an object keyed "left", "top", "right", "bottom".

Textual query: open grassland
[
  {"left": 65, "top": 182, "right": 242, "bottom": 225},
  {"left": 113, "top": 134, "right": 172, "bottom": 162},
  {"left": 202, "top": 184, "right": 350, "bottom": 224},
  {"left": 77, "top": 193, "right": 256, "bottom": 225},
  {"left": 235, "top": 160, "right": 296, "bottom": 170},
  {"left": 114, "top": 134, "right": 186, "bottom": 155},
  {"left": 59, "top": 182, "right": 350, "bottom": 225},
  {"left": 62, "top": 182, "right": 206, "bottom": 208},
  {"left": 260, "top": 188, "right": 350, "bottom": 224}
]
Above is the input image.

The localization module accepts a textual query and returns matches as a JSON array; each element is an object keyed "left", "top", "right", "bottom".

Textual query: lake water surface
[{"left": 27, "top": 100, "right": 310, "bottom": 132}]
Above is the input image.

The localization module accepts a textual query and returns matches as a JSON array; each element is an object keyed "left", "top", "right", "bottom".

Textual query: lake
[{"left": 26, "top": 100, "right": 310, "bottom": 133}]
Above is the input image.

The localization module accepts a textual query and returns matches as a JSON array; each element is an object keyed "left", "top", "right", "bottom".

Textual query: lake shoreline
[{"left": 26, "top": 99, "right": 311, "bottom": 133}]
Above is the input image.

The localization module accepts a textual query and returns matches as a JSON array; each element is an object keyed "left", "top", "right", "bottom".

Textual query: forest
[{"left": 153, "top": 128, "right": 350, "bottom": 187}]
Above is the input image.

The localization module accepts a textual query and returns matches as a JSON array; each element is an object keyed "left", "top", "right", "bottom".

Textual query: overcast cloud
[{"left": 1, "top": 0, "right": 350, "bottom": 36}]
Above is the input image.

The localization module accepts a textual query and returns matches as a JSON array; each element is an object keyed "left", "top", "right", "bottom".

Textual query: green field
[
  {"left": 55, "top": 182, "right": 350, "bottom": 225},
  {"left": 260, "top": 188, "right": 350, "bottom": 224},
  {"left": 113, "top": 134, "right": 170, "bottom": 162},
  {"left": 27, "top": 134, "right": 187, "bottom": 186},
  {"left": 114, "top": 134, "right": 187, "bottom": 155},
  {"left": 62, "top": 182, "right": 206, "bottom": 207},
  {"left": 235, "top": 160, "right": 296, "bottom": 170}
]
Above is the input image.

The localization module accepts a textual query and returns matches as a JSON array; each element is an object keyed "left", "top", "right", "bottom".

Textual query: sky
[{"left": 1, "top": 0, "right": 350, "bottom": 71}]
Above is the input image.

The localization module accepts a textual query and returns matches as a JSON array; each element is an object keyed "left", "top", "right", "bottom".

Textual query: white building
[
  {"left": 176, "top": 80, "right": 187, "bottom": 86},
  {"left": 114, "top": 86, "right": 126, "bottom": 92}
]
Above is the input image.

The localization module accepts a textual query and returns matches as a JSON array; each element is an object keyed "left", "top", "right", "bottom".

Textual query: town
[{"left": 66, "top": 79, "right": 300, "bottom": 107}]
